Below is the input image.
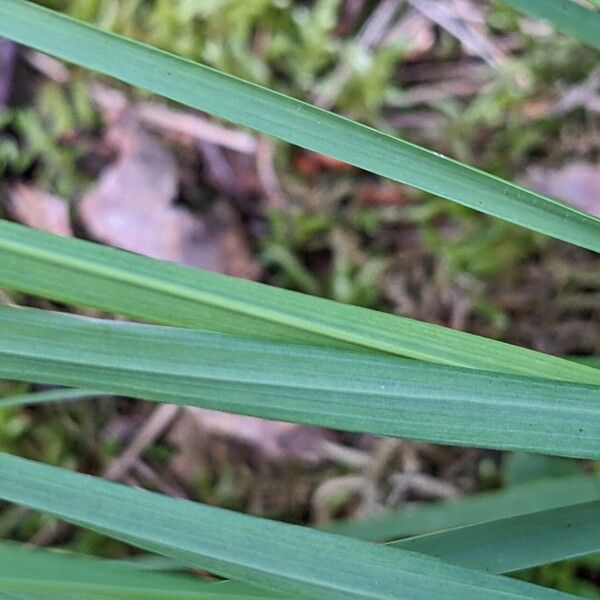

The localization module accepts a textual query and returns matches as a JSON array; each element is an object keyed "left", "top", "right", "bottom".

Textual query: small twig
[
  {"left": 358, "top": 0, "right": 402, "bottom": 48},
  {"left": 365, "top": 438, "right": 402, "bottom": 482},
  {"left": 197, "top": 139, "right": 244, "bottom": 198},
  {"left": 388, "top": 78, "right": 484, "bottom": 108},
  {"left": 552, "top": 66, "right": 600, "bottom": 115},
  {"left": 319, "top": 440, "right": 372, "bottom": 469},
  {"left": 398, "top": 440, "right": 421, "bottom": 472},
  {"left": 132, "top": 459, "right": 187, "bottom": 498},
  {"left": 138, "top": 102, "right": 257, "bottom": 154},
  {"left": 104, "top": 404, "right": 180, "bottom": 481},
  {"left": 24, "top": 50, "right": 70, "bottom": 83},
  {"left": 313, "top": 0, "right": 401, "bottom": 108},
  {"left": 386, "top": 472, "right": 460, "bottom": 507},
  {"left": 91, "top": 83, "right": 257, "bottom": 154},
  {"left": 389, "top": 109, "right": 444, "bottom": 130},
  {"left": 406, "top": 0, "right": 505, "bottom": 67},
  {"left": 398, "top": 59, "right": 488, "bottom": 83},
  {"left": 311, "top": 475, "right": 381, "bottom": 523},
  {"left": 30, "top": 520, "right": 70, "bottom": 547},
  {"left": 256, "top": 136, "right": 286, "bottom": 208}
]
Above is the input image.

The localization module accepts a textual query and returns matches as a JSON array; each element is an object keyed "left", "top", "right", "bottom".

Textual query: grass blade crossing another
[
  {"left": 324, "top": 473, "right": 600, "bottom": 540},
  {"left": 0, "top": 541, "right": 223, "bottom": 600},
  {"left": 390, "top": 501, "right": 600, "bottom": 574},
  {"left": 0, "top": 453, "right": 578, "bottom": 600},
  {"left": 1, "top": 221, "right": 600, "bottom": 387}
]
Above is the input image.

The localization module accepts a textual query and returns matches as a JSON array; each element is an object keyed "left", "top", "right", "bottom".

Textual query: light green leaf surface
[
  {"left": 1, "top": 305, "right": 599, "bottom": 458},
  {"left": 0, "top": 453, "right": 576, "bottom": 600},
  {"left": 0, "top": 580, "right": 256, "bottom": 600},
  {"left": 570, "top": 356, "right": 600, "bottom": 369},
  {"left": 2, "top": 222, "right": 600, "bottom": 387},
  {"left": 109, "top": 554, "right": 191, "bottom": 573},
  {"left": 4, "top": 357, "right": 596, "bottom": 409},
  {"left": 0, "top": 541, "right": 227, "bottom": 600},
  {"left": 324, "top": 473, "right": 600, "bottom": 540},
  {"left": 503, "top": 0, "right": 600, "bottom": 50},
  {"left": 1, "top": 2, "right": 599, "bottom": 252},
  {"left": 0, "top": 388, "right": 106, "bottom": 409},
  {"left": 390, "top": 501, "right": 600, "bottom": 573}
]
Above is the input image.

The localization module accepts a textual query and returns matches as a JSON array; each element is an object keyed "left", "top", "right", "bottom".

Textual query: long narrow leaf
[
  {"left": 1, "top": 222, "right": 600, "bottom": 386},
  {"left": 1, "top": 306, "right": 599, "bottom": 458},
  {"left": 2, "top": 480, "right": 598, "bottom": 585},
  {"left": 324, "top": 473, "right": 600, "bottom": 540},
  {"left": 224, "top": 502, "right": 600, "bottom": 591},
  {"left": 390, "top": 501, "right": 600, "bottom": 573},
  {"left": 502, "top": 0, "right": 600, "bottom": 50},
  {"left": 0, "top": 388, "right": 106, "bottom": 409},
  {"left": 0, "top": 453, "right": 576, "bottom": 600},
  {"left": 3, "top": 477, "right": 595, "bottom": 584},
  {"left": 0, "top": 582, "right": 243, "bottom": 600},
  {"left": 570, "top": 357, "right": 600, "bottom": 369},
  {"left": 0, "top": 541, "right": 224, "bottom": 600},
  {"left": 106, "top": 555, "right": 189, "bottom": 573},
  {"left": 1, "top": 1, "right": 599, "bottom": 251}
]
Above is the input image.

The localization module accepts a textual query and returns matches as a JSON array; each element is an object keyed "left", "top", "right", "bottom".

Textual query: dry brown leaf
[
  {"left": 293, "top": 150, "right": 356, "bottom": 177},
  {"left": 181, "top": 408, "right": 331, "bottom": 466},
  {"left": 78, "top": 113, "right": 258, "bottom": 276},
  {"left": 386, "top": 10, "right": 435, "bottom": 61},
  {"left": 524, "top": 162, "right": 600, "bottom": 218},
  {"left": 78, "top": 114, "right": 190, "bottom": 261},
  {"left": 6, "top": 183, "right": 73, "bottom": 236}
]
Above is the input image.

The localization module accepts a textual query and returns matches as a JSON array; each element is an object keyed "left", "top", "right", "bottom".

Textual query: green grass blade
[
  {"left": 2, "top": 468, "right": 595, "bottom": 580},
  {"left": 1, "top": 305, "right": 599, "bottom": 458},
  {"left": 1, "top": 2, "right": 599, "bottom": 251},
  {"left": 1, "top": 477, "right": 596, "bottom": 586},
  {"left": 0, "top": 578, "right": 256, "bottom": 600},
  {"left": 7, "top": 354, "right": 595, "bottom": 410},
  {"left": 0, "top": 388, "right": 107, "bottom": 409},
  {"left": 0, "top": 453, "right": 576, "bottom": 600},
  {"left": 502, "top": 0, "right": 600, "bottom": 50},
  {"left": 390, "top": 501, "right": 600, "bottom": 573},
  {"left": 0, "top": 583, "right": 245, "bottom": 600},
  {"left": 2, "top": 222, "right": 600, "bottom": 386},
  {"left": 107, "top": 555, "right": 190, "bottom": 573},
  {"left": 324, "top": 473, "right": 600, "bottom": 540},
  {"left": 0, "top": 541, "right": 227, "bottom": 600},
  {"left": 219, "top": 502, "right": 600, "bottom": 584},
  {"left": 570, "top": 356, "right": 600, "bottom": 369}
]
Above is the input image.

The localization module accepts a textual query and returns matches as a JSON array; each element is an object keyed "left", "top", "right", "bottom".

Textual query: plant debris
[
  {"left": 525, "top": 162, "right": 600, "bottom": 217},
  {"left": 6, "top": 183, "right": 72, "bottom": 236}
]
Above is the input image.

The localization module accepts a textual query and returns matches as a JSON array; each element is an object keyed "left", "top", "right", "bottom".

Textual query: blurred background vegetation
[{"left": 0, "top": 0, "right": 599, "bottom": 595}]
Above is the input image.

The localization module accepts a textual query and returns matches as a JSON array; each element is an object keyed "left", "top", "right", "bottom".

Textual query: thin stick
[{"left": 104, "top": 404, "right": 180, "bottom": 481}]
